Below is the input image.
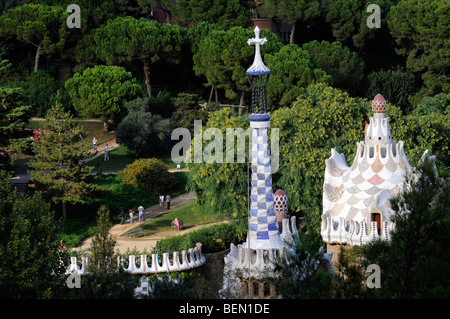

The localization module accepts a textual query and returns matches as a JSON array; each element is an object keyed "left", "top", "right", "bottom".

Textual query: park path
[
  {"left": 83, "top": 137, "right": 120, "bottom": 163},
  {"left": 77, "top": 192, "right": 204, "bottom": 254}
]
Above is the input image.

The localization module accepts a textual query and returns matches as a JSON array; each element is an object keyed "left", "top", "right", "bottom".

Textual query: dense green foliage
[
  {"left": 170, "top": 92, "right": 209, "bottom": 132},
  {"left": 302, "top": 40, "right": 365, "bottom": 94},
  {"left": 388, "top": 0, "right": 449, "bottom": 95},
  {"left": 365, "top": 66, "right": 416, "bottom": 112},
  {"left": 0, "top": 86, "right": 31, "bottom": 157},
  {"left": 0, "top": 170, "right": 66, "bottom": 298},
  {"left": 79, "top": 17, "right": 184, "bottom": 98},
  {"left": 17, "top": 70, "right": 65, "bottom": 117},
  {"left": 121, "top": 158, "right": 178, "bottom": 193},
  {"left": 260, "top": 0, "right": 320, "bottom": 44},
  {"left": 89, "top": 205, "right": 117, "bottom": 275},
  {"left": 187, "top": 108, "right": 249, "bottom": 219},
  {"left": 65, "top": 65, "right": 141, "bottom": 124},
  {"left": 271, "top": 230, "right": 330, "bottom": 299},
  {"left": 265, "top": 44, "right": 332, "bottom": 109},
  {"left": 322, "top": 0, "right": 398, "bottom": 48},
  {"left": 116, "top": 98, "right": 166, "bottom": 156},
  {"left": 175, "top": 0, "right": 250, "bottom": 29},
  {"left": 0, "top": 4, "right": 69, "bottom": 72}
]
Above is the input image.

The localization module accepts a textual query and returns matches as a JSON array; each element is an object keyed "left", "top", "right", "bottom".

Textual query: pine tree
[
  {"left": 28, "top": 104, "right": 93, "bottom": 219},
  {"left": 67, "top": 205, "right": 136, "bottom": 299},
  {"left": 89, "top": 205, "right": 116, "bottom": 276},
  {"left": 260, "top": 0, "right": 320, "bottom": 44},
  {"left": 0, "top": 4, "right": 69, "bottom": 73},
  {"left": 0, "top": 87, "right": 31, "bottom": 169}
]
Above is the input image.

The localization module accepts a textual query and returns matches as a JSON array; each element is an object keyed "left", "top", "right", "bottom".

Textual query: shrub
[
  {"left": 149, "top": 90, "right": 174, "bottom": 118},
  {"left": 116, "top": 98, "right": 166, "bottom": 157},
  {"left": 121, "top": 158, "right": 177, "bottom": 193},
  {"left": 411, "top": 93, "right": 450, "bottom": 116}
]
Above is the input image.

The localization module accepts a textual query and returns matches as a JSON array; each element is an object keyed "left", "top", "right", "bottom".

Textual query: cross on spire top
[
  {"left": 247, "top": 26, "right": 267, "bottom": 47},
  {"left": 246, "top": 26, "right": 270, "bottom": 75}
]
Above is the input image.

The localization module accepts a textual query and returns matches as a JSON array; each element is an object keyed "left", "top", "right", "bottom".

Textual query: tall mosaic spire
[
  {"left": 220, "top": 27, "right": 300, "bottom": 298},
  {"left": 245, "top": 26, "right": 284, "bottom": 249}
]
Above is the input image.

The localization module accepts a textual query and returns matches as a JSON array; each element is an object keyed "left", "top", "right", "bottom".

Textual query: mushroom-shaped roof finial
[
  {"left": 372, "top": 94, "right": 387, "bottom": 114},
  {"left": 274, "top": 189, "right": 288, "bottom": 213}
]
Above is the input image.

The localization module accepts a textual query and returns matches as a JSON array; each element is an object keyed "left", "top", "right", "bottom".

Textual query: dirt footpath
[{"left": 77, "top": 192, "right": 213, "bottom": 254}]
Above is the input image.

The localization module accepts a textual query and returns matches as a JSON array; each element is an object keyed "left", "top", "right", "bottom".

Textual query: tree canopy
[
  {"left": 302, "top": 40, "right": 365, "bottom": 95},
  {"left": 260, "top": 0, "right": 321, "bottom": 44},
  {"left": 265, "top": 44, "right": 332, "bottom": 109},
  {"left": 388, "top": 0, "right": 449, "bottom": 95},
  {"left": 0, "top": 87, "right": 31, "bottom": 155},
  {"left": 175, "top": 0, "right": 250, "bottom": 29},
  {"left": 116, "top": 97, "right": 166, "bottom": 156},
  {"left": 0, "top": 4, "right": 69, "bottom": 72},
  {"left": 193, "top": 26, "right": 282, "bottom": 106},
  {"left": 65, "top": 65, "right": 141, "bottom": 124},
  {"left": 80, "top": 17, "right": 184, "bottom": 98}
]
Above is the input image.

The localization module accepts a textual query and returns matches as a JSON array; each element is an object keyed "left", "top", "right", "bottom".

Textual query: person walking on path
[
  {"left": 129, "top": 208, "right": 134, "bottom": 224},
  {"left": 93, "top": 137, "right": 97, "bottom": 152},
  {"left": 166, "top": 194, "right": 172, "bottom": 210},
  {"left": 138, "top": 205, "right": 145, "bottom": 223},
  {"left": 104, "top": 143, "right": 110, "bottom": 161},
  {"left": 159, "top": 195, "right": 164, "bottom": 210},
  {"left": 119, "top": 209, "right": 125, "bottom": 224}
]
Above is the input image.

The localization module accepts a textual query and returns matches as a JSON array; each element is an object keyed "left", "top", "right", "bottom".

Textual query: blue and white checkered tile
[{"left": 246, "top": 120, "right": 285, "bottom": 248}]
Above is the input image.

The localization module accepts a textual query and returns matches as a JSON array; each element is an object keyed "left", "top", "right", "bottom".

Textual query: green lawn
[
  {"left": 26, "top": 119, "right": 114, "bottom": 149},
  {"left": 87, "top": 146, "right": 137, "bottom": 172},
  {"left": 135, "top": 201, "right": 222, "bottom": 236},
  {"left": 86, "top": 146, "right": 187, "bottom": 173}
]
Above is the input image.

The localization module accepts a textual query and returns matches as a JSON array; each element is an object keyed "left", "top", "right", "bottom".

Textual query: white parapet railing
[
  {"left": 321, "top": 216, "right": 393, "bottom": 246},
  {"left": 66, "top": 243, "right": 206, "bottom": 276}
]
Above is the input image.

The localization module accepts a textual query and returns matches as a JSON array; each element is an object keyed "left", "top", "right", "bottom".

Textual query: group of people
[
  {"left": 118, "top": 194, "right": 172, "bottom": 225},
  {"left": 92, "top": 137, "right": 109, "bottom": 161},
  {"left": 119, "top": 205, "right": 145, "bottom": 224},
  {"left": 160, "top": 194, "right": 172, "bottom": 210}
]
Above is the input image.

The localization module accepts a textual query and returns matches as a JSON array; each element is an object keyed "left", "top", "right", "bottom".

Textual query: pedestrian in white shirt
[{"left": 138, "top": 205, "right": 145, "bottom": 223}]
